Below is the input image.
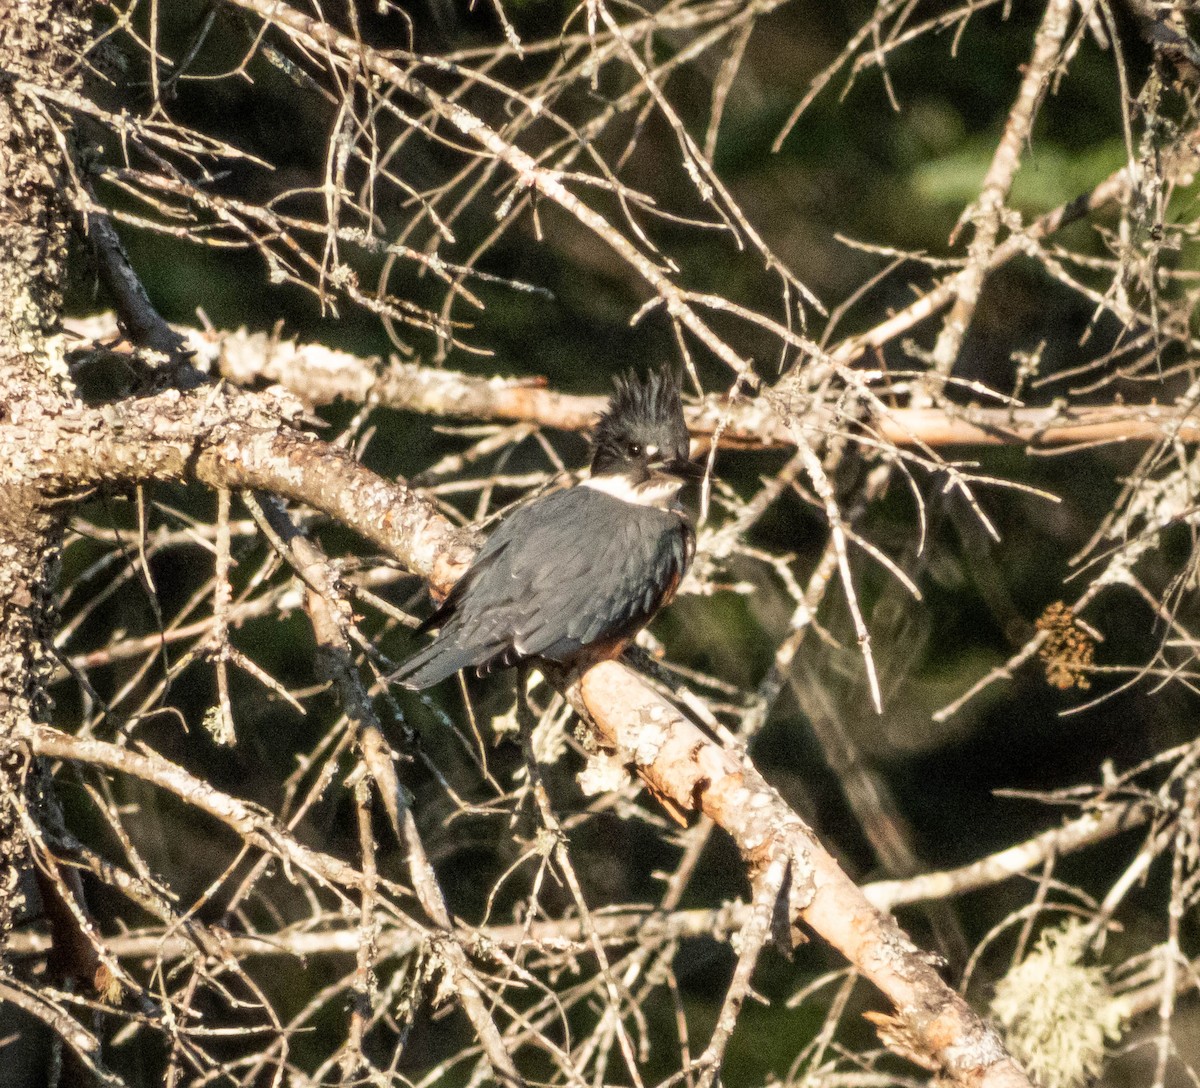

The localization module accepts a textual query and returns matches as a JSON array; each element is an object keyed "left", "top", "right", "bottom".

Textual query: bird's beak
[{"left": 663, "top": 456, "right": 706, "bottom": 480}]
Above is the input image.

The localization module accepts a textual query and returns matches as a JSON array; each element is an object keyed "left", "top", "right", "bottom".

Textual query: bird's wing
[
  {"left": 393, "top": 487, "right": 690, "bottom": 688},
  {"left": 457, "top": 487, "right": 691, "bottom": 663},
  {"left": 415, "top": 535, "right": 512, "bottom": 634},
  {"left": 392, "top": 489, "right": 588, "bottom": 686}
]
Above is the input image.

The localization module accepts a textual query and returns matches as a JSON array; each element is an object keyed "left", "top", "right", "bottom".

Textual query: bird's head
[{"left": 590, "top": 369, "right": 701, "bottom": 488}]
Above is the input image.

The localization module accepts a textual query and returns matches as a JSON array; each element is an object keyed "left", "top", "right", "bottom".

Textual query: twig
[
  {"left": 918, "top": 0, "right": 1077, "bottom": 404},
  {"left": 22, "top": 724, "right": 368, "bottom": 893},
  {"left": 403, "top": 810, "right": 525, "bottom": 1086}
]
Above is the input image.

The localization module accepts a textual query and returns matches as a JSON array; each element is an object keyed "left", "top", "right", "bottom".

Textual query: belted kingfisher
[{"left": 389, "top": 368, "right": 701, "bottom": 690}]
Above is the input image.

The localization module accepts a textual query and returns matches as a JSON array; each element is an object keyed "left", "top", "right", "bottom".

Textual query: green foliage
[{"left": 911, "top": 138, "right": 1129, "bottom": 212}]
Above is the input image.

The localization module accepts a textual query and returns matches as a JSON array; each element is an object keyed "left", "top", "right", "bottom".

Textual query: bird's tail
[{"left": 387, "top": 631, "right": 496, "bottom": 691}]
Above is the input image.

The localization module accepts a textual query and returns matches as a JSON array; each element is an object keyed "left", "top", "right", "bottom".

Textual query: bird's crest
[{"left": 591, "top": 368, "right": 688, "bottom": 474}]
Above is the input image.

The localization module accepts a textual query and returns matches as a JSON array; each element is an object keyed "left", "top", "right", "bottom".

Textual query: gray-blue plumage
[
  {"left": 389, "top": 366, "right": 700, "bottom": 691},
  {"left": 390, "top": 486, "right": 693, "bottom": 690}
]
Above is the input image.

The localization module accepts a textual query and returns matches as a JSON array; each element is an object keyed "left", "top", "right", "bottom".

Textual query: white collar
[{"left": 581, "top": 473, "right": 683, "bottom": 510}]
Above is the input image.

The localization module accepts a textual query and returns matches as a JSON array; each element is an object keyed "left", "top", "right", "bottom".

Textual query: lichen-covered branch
[{"left": 68, "top": 315, "right": 1200, "bottom": 451}]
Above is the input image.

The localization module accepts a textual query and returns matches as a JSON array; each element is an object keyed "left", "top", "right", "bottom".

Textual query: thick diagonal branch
[
  {"left": 0, "top": 385, "right": 476, "bottom": 590},
  {"left": 4, "top": 382, "right": 1031, "bottom": 1085},
  {"left": 577, "top": 662, "right": 1028, "bottom": 1088}
]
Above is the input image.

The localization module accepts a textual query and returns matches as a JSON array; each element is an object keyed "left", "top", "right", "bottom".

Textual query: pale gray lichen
[
  {"left": 990, "top": 921, "right": 1128, "bottom": 1088},
  {"left": 577, "top": 751, "right": 629, "bottom": 796}
]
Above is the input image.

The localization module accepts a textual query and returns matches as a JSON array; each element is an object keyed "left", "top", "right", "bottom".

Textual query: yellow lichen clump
[{"left": 1036, "top": 601, "right": 1095, "bottom": 691}]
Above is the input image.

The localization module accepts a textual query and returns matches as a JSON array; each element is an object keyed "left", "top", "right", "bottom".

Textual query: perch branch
[
  {"left": 576, "top": 661, "right": 1030, "bottom": 1088},
  {"left": 4, "top": 376, "right": 1033, "bottom": 1083}
]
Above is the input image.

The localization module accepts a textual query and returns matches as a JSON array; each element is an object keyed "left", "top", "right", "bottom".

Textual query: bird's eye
[{"left": 626, "top": 442, "right": 643, "bottom": 457}]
